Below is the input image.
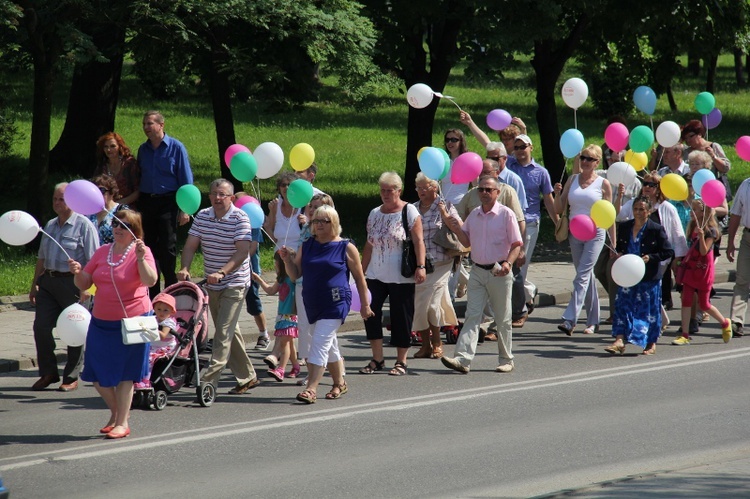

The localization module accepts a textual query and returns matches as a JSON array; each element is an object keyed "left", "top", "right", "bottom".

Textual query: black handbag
[{"left": 401, "top": 205, "right": 433, "bottom": 277}]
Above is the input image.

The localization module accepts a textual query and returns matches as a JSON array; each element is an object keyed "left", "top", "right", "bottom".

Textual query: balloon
[
  {"left": 691, "top": 168, "right": 715, "bottom": 196},
  {"left": 56, "top": 303, "right": 91, "bottom": 347},
  {"left": 701, "top": 179, "right": 726, "bottom": 208},
  {"left": 287, "top": 179, "right": 314, "bottom": 208},
  {"left": 655, "top": 121, "right": 681, "bottom": 148},
  {"left": 230, "top": 151, "right": 258, "bottom": 182},
  {"left": 701, "top": 108, "right": 722, "bottom": 130},
  {"left": 349, "top": 281, "right": 372, "bottom": 312},
  {"left": 86, "top": 284, "right": 97, "bottom": 296},
  {"left": 737, "top": 136, "right": 750, "bottom": 161},
  {"left": 290, "top": 143, "right": 315, "bottom": 171},
  {"left": 561, "top": 77, "right": 589, "bottom": 110},
  {"left": 224, "top": 144, "right": 250, "bottom": 168},
  {"left": 629, "top": 125, "right": 654, "bottom": 153},
  {"left": 633, "top": 86, "right": 657, "bottom": 115},
  {"left": 240, "top": 201, "right": 265, "bottom": 228},
  {"left": 450, "top": 152, "right": 483, "bottom": 184},
  {"left": 406, "top": 83, "right": 434, "bottom": 109},
  {"left": 661, "top": 173, "right": 689, "bottom": 201},
  {"left": 590, "top": 200, "right": 616, "bottom": 229},
  {"left": 624, "top": 150, "right": 648, "bottom": 171},
  {"left": 0, "top": 210, "right": 40, "bottom": 246},
  {"left": 417, "top": 146, "right": 427, "bottom": 159},
  {"left": 604, "top": 123, "right": 629, "bottom": 152},
  {"left": 64, "top": 179, "right": 104, "bottom": 215},
  {"left": 606, "top": 162, "right": 636, "bottom": 188},
  {"left": 611, "top": 254, "right": 646, "bottom": 288},
  {"left": 569, "top": 214, "right": 597, "bottom": 241},
  {"left": 694, "top": 92, "right": 715, "bottom": 115},
  {"left": 247, "top": 196, "right": 260, "bottom": 205},
  {"left": 486, "top": 109, "right": 512, "bottom": 131},
  {"left": 418, "top": 147, "right": 445, "bottom": 180},
  {"left": 254, "top": 142, "right": 285, "bottom": 179},
  {"left": 438, "top": 149, "right": 450, "bottom": 180},
  {"left": 559, "top": 128, "right": 585, "bottom": 158},
  {"left": 234, "top": 195, "right": 252, "bottom": 209},
  {"left": 175, "top": 184, "right": 201, "bottom": 215}
]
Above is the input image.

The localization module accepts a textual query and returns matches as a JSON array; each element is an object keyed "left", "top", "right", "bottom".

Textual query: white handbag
[{"left": 121, "top": 316, "right": 160, "bottom": 345}]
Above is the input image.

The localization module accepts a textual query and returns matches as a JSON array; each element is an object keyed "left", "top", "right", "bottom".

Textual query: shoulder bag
[
  {"left": 555, "top": 212, "right": 569, "bottom": 243},
  {"left": 401, "top": 205, "right": 433, "bottom": 277}
]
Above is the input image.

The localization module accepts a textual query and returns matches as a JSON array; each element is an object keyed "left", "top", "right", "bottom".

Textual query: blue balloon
[
  {"left": 419, "top": 147, "right": 446, "bottom": 180},
  {"left": 241, "top": 202, "right": 264, "bottom": 228},
  {"left": 559, "top": 128, "right": 585, "bottom": 159},
  {"left": 691, "top": 168, "right": 715, "bottom": 197},
  {"left": 633, "top": 86, "right": 657, "bottom": 115}
]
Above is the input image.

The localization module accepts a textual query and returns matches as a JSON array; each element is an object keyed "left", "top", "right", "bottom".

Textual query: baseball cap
[
  {"left": 515, "top": 134, "right": 533, "bottom": 146},
  {"left": 152, "top": 293, "right": 176, "bottom": 313}
]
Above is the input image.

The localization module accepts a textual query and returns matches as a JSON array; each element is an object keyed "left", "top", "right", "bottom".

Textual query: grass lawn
[{"left": 1, "top": 54, "right": 749, "bottom": 296}]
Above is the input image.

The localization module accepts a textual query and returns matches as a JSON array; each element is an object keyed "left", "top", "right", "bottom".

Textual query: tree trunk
[
  {"left": 705, "top": 52, "right": 719, "bottom": 93},
  {"left": 206, "top": 43, "right": 239, "bottom": 193},
  {"left": 734, "top": 48, "right": 745, "bottom": 86},
  {"left": 28, "top": 60, "right": 56, "bottom": 223},
  {"left": 666, "top": 83, "right": 677, "bottom": 112},
  {"left": 687, "top": 50, "right": 700, "bottom": 76}
]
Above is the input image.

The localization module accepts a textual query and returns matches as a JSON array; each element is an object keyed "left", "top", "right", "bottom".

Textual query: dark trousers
[
  {"left": 511, "top": 264, "right": 527, "bottom": 320},
  {"left": 139, "top": 193, "right": 179, "bottom": 298},
  {"left": 33, "top": 274, "right": 83, "bottom": 380},
  {"left": 365, "top": 279, "right": 415, "bottom": 349}
]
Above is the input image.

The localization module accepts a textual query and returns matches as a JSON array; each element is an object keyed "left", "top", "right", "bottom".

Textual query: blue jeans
[{"left": 562, "top": 229, "right": 605, "bottom": 325}]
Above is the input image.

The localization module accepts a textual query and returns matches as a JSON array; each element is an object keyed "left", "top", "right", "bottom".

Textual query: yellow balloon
[
  {"left": 86, "top": 284, "right": 97, "bottom": 296},
  {"left": 661, "top": 173, "right": 688, "bottom": 201},
  {"left": 417, "top": 146, "right": 427, "bottom": 160},
  {"left": 590, "top": 199, "right": 616, "bottom": 229},
  {"left": 624, "top": 149, "right": 648, "bottom": 171},
  {"left": 290, "top": 143, "right": 316, "bottom": 171}
]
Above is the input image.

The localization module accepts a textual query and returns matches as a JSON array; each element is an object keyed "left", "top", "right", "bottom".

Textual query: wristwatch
[
  {"left": 217, "top": 270, "right": 226, "bottom": 277},
  {"left": 416, "top": 265, "right": 426, "bottom": 269}
]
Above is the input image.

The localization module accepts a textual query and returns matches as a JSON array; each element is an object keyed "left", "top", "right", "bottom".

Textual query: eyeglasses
[
  {"left": 415, "top": 186, "right": 433, "bottom": 192},
  {"left": 311, "top": 219, "right": 331, "bottom": 225},
  {"left": 444, "top": 137, "right": 460, "bottom": 143},
  {"left": 98, "top": 187, "right": 110, "bottom": 194},
  {"left": 642, "top": 181, "right": 659, "bottom": 188},
  {"left": 209, "top": 192, "right": 231, "bottom": 198},
  {"left": 476, "top": 187, "right": 497, "bottom": 193},
  {"left": 514, "top": 144, "right": 529, "bottom": 151},
  {"left": 112, "top": 219, "right": 132, "bottom": 230},
  {"left": 579, "top": 156, "right": 599, "bottom": 162}
]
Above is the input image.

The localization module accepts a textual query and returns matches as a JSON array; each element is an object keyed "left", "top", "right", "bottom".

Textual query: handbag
[
  {"left": 401, "top": 205, "right": 433, "bottom": 277},
  {"left": 432, "top": 221, "right": 468, "bottom": 257},
  {"left": 121, "top": 316, "right": 160, "bottom": 344},
  {"left": 555, "top": 212, "right": 569, "bottom": 243}
]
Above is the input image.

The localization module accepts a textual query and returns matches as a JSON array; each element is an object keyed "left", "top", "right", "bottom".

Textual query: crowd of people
[{"left": 27, "top": 109, "right": 747, "bottom": 438}]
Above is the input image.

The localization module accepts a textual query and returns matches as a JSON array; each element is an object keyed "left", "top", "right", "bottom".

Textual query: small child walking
[
  {"left": 673, "top": 200, "right": 732, "bottom": 345},
  {"left": 253, "top": 251, "right": 299, "bottom": 381},
  {"left": 135, "top": 293, "right": 179, "bottom": 389}
]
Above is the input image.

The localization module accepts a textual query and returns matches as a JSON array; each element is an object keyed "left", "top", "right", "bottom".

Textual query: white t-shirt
[{"left": 366, "top": 204, "right": 420, "bottom": 284}]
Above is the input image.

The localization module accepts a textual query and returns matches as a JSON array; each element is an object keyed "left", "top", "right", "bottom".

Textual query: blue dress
[{"left": 301, "top": 238, "right": 351, "bottom": 324}]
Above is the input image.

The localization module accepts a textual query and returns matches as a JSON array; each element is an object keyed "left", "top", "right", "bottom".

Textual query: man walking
[{"left": 726, "top": 177, "right": 750, "bottom": 338}]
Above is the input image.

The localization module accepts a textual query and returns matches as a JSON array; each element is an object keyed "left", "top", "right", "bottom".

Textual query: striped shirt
[
  {"left": 38, "top": 213, "right": 99, "bottom": 271},
  {"left": 188, "top": 205, "right": 253, "bottom": 290}
]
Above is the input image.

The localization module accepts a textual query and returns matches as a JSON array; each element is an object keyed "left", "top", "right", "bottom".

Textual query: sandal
[
  {"left": 583, "top": 325, "right": 599, "bottom": 335},
  {"left": 359, "top": 358, "right": 385, "bottom": 374},
  {"left": 389, "top": 361, "right": 408, "bottom": 376},
  {"left": 557, "top": 320, "right": 574, "bottom": 336},
  {"left": 431, "top": 345, "right": 444, "bottom": 359},
  {"left": 296, "top": 389, "right": 316, "bottom": 404},
  {"left": 413, "top": 345, "right": 433, "bottom": 358},
  {"left": 325, "top": 383, "right": 348, "bottom": 400}
]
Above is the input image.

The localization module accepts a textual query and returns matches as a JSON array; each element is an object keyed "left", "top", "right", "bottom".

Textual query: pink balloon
[
  {"left": 234, "top": 195, "right": 252, "bottom": 209},
  {"left": 450, "top": 152, "right": 483, "bottom": 184},
  {"left": 64, "top": 180, "right": 105, "bottom": 216},
  {"left": 701, "top": 179, "right": 726, "bottom": 208},
  {"left": 569, "top": 214, "right": 597, "bottom": 241},
  {"left": 486, "top": 109, "right": 512, "bottom": 131},
  {"left": 224, "top": 144, "right": 251, "bottom": 168},
  {"left": 736, "top": 136, "right": 750, "bottom": 162},
  {"left": 350, "top": 282, "right": 372, "bottom": 312},
  {"left": 247, "top": 196, "right": 260, "bottom": 205},
  {"left": 604, "top": 123, "right": 629, "bottom": 152}
]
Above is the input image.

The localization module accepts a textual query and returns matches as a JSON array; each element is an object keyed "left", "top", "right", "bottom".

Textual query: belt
[
  {"left": 44, "top": 269, "right": 73, "bottom": 277},
  {"left": 141, "top": 192, "right": 176, "bottom": 198},
  {"left": 474, "top": 262, "right": 496, "bottom": 270}
]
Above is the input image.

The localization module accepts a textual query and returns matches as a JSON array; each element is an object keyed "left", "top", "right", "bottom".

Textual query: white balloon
[
  {"left": 561, "top": 77, "right": 589, "bottom": 110},
  {"left": 0, "top": 210, "right": 40, "bottom": 246},
  {"left": 56, "top": 303, "right": 91, "bottom": 347},
  {"left": 611, "top": 254, "right": 646, "bottom": 288},
  {"left": 406, "top": 83, "right": 435, "bottom": 109},
  {"left": 655, "top": 121, "right": 681, "bottom": 148},
  {"left": 605, "top": 161, "right": 637, "bottom": 189},
  {"left": 254, "top": 142, "right": 285, "bottom": 180}
]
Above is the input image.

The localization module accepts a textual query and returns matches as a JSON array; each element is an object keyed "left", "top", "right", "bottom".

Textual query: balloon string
[
  {"left": 445, "top": 97, "right": 462, "bottom": 112},
  {"left": 261, "top": 226, "right": 283, "bottom": 252},
  {"left": 649, "top": 117, "right": 654, "bottom": 133},
  {"left": 559, "top": 159, "right": 567, "bottom": 185},
  {"left": 39, "top": 229, "right": 72, "bottom": 260},
  {"left": 574, "top": 109, "right": 578, "bottom": 130},
  {"left": 111, "top": 214, "right": 137, "bottom": 241}
]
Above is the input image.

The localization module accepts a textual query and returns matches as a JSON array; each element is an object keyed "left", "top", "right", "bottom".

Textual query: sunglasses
[
  {"left": 514, "top": 144, "right": 529, "bottom": 151},
  {"left": 98, "top": 187, "right": 110, "bottom": 194},
  {"left": 476, "top": 187, "right": 497, "bottom": 193},
  {"left": 444, "top": 137, "right": 460, "bottom": 143},
  {"left": 111, "top": 219, "right": 132, "bottom": 230},
  {"left": 311, "top": 219, "right": 331, "bottom": 225},
  {"left": 642, "top": 181, "right": 659, "bottom": 188},
  {"left": 579, "top": 155, "right": 599, "bottom": 162}
]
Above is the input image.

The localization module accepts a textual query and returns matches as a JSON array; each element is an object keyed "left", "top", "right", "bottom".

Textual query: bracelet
[
  {"left": 416, "top": 265, "right": 426, "bottom": 269},
  {"left": 137, "top": 258, "right": 145, "bottom": 262}
]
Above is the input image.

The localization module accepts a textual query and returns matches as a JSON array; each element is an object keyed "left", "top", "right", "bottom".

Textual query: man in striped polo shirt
[{"left": 178, "top": 179, "right": 259, "bottom": 396}]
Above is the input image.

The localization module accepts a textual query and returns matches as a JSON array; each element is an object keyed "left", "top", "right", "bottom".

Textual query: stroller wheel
[
  {"left": 153, "top": 390, "right": 168, "bottom": 411},
  {"left": 197, "top": 382, "right": 215, "bottom": 407}
]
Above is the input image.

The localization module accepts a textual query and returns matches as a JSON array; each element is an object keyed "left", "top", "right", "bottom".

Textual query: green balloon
[
  {"left": 230, "top": 151, "right": 258, "bottom": 182},
  {"left": 287, "top": 179, "right": 314, "bottom": 208},
  {"left": 694, "top": 92, "right": 715, "bottom": 115},
  {"left": 629, "top": 125, "right": 654, "bottom": 153},
  {"left": 438, "top": 148, "right": 450, "bottom": 180},
  {"left": 176, "top": 184, "right": 201, "bottom": 215}
]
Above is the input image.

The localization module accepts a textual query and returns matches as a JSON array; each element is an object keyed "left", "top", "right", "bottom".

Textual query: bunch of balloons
[
  {"left": 225, "top": 142, "right": 286, "bottom": 182},
  {"left": 234, "top": 195, "right": 264, "bottom": 228},
  {"left": 569, "top": 199, "right": 616, "bottom": 242},
  {"left": 418, "top": 147, "right": 450, "bottom": 180},
  {"left": 691, "top": 169, "right": 725, "bottom": 208}
]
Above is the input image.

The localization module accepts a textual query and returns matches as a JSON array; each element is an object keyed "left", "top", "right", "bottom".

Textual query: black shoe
[
  {"left": 689, "top": 318, "right": 699, "bottom": 334},
  {"left": 732, "top": 322, "right": 744, "bottom": 338}
]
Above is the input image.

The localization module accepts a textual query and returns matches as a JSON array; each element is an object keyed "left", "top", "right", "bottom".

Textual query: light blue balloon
[
  {"left": 419, "top": 147, "right": 446, "bottom": 180},
  {"left": 691, "top": 168, "right": 715, "bottom": 197},
  {"left": 633, "top": 86, "right": 657, "bottom": 115},
  {"left": 559, "top": 128, "right": 585, "bottom": 158},
  {"left": 241, "top": 202, "right": 264, "bottom": 228}
]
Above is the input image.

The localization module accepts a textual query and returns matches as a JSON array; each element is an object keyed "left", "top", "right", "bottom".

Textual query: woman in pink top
[{"left": 68, "top": 209, "right": 158, "bottom": 439}]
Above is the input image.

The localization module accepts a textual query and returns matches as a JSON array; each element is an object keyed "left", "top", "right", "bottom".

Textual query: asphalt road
[{"left": 2, "top": 282, "right": 750, "bottom": 498}]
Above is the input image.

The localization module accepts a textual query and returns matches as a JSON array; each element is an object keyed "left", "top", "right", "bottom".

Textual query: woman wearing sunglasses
[
  {"left": 441, "top": 129, "right": 470, "bottom": 205},
  {"left": 88, "top": 175, "right": 129, "bottom": 245}
]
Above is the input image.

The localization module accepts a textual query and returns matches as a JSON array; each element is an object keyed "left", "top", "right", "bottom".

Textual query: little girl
[
  {"left": 134, "top": 293, "right": 179, "bottom": 389},
  {"left": 672, "top": 200, "right": 732, "bottom": 345},
  {"left": 253, "top": 251, "right": 299, "bottom": 381}
]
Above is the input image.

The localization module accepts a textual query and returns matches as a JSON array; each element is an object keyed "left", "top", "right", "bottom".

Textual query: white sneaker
[{"left": 495, "top": 361, "right": 514, "bottom": 373}]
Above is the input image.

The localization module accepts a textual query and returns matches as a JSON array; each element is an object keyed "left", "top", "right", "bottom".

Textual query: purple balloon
[
  {"left": 350, "top": 281, "right": 371, "bottom": 312},
  {"left": 64, "top": 179, "right": 105, "bottom": 215},
  {"left": 486, "top": 109, "right": 512, "bottom": 131},
  {"left": 701, "top": 108, "right": 722, "bottom": 130}
]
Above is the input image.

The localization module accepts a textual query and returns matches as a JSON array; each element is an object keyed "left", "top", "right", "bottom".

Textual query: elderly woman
[
  {"left": 361, "top": 172, "right": 426, "bottom": 376},
  {"left": 605, "top": 197, "right": 674, "bottom": 355},
  {"left": 554, "top": 144, "right": 614, "bottom": 335},
  {"left": 93, "top": 132, "right": 140, "bottom": 207},
  {"left": 264, "top": 172, "right": 302, "bottom": 249},
  {"left": 681, "top": 119, "right": 730, "bottom": 175},
  {"left": 89, "top": 175, "right": 129, "bottom": 244},
  {"left": 411, "top": 173, "right": 460, "bottom": 359},
  {"left": 68, "top": 209, "right": 158, "bottom": 439},
  {"left": 281, "top": 206, "right": 372, "bottom": 403}
]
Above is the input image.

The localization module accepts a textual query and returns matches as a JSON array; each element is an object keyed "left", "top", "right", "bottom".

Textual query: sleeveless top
[
  {"left": 301, "top": 238, "right": 351, "bottom": 324},
  {"left": 273, "top": 199, "right": 302, "bottom": 249},
  {"left": 568, "top": 175, "right": 604, "bottom": 218}
]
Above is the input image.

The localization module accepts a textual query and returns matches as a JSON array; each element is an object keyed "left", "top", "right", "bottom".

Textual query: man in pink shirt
[{"left": 440, "top": 176, "right": 523, "bottom": 374}]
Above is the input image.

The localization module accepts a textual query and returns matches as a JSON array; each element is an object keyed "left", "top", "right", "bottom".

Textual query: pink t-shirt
[
  {"left": 84, "top": 244, "right": 156, "bottom": 320},
  {"left": 461, "top": 202, "right": 523, "bottom": 265}
]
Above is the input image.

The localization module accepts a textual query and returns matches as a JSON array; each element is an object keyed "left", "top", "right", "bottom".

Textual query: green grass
[{"left": 1, "top": 54, "right": 749, "bottom": 295}]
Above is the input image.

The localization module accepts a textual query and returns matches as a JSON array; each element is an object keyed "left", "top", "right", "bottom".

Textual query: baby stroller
[{"left": 133, "top": 280, "right": 215, "bottom": 409}]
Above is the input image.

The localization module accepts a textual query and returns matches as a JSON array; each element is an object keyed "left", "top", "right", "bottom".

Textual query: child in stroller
[{"left": 134, "top": 293, "right": 179, "bottom": 390}]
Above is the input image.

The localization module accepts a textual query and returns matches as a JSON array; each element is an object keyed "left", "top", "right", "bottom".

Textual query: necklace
[
  {"left": 107, "top": 241, "right": 134, "bottom": 267},
  {"left": 107, "top": 156, "right": 123, "bottom": 176}
]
